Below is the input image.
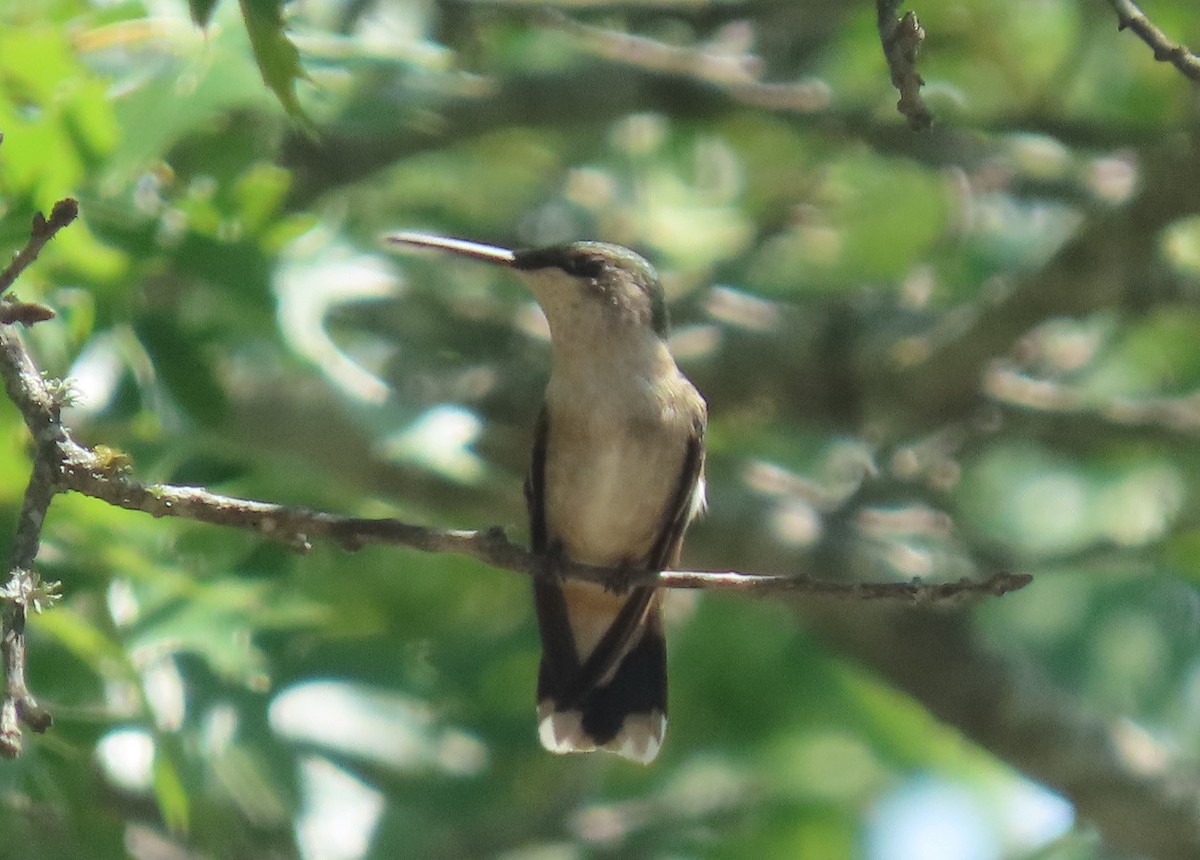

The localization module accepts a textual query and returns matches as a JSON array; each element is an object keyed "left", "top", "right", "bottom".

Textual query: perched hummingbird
[{"left": 387, "top": 232, "right": 707, "bottom": 763}]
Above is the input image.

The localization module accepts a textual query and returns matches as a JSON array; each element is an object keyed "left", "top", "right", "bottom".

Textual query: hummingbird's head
[
  {"left": 513, "top": 242, "right": 669, "bottom": 338},
  {"left": 386, "top": 233, "right": 669, "bottom": 341}
]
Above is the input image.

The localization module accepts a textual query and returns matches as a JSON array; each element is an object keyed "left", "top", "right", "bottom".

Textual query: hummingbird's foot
[
  {"left": 604, "top": 563, "right": 649, "bottom": 596},
  {"left": 536, "top": 542, "right": 569, "bottom": 584}
]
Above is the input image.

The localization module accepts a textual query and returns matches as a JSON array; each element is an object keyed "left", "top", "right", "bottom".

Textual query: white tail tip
[{"left": 537, "top": 706, "right": 666, "bottom": 764}]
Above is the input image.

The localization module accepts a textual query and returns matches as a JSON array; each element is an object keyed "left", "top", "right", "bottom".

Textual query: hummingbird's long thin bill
[{"left": 385, "top": 232, "right": 516, "bottom": 266}]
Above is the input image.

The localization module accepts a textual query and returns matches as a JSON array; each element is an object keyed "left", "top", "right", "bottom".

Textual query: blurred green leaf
[
  {"left": 153, "top": 747, "right": 192, "bottom": 834},
  {"left": 134, "top": 314, "right": 229, "bottom": 428},
  {"left": 237, "top": 0, "right": 307, "bottom": 120},
  {"left": 190, "top": 0, "right": 222, "bottom": 28}
]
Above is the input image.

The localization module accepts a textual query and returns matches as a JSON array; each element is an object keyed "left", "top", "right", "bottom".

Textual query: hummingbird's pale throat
[{"left": 387, "top": 232, "right": 707, "bottom": 763}]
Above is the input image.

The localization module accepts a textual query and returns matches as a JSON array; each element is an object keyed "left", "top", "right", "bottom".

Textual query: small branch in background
[
  {"left": 876, "top": 0, "right": 933, "bottom": 130},
  {"left": 985, "top": 361, "right": 1200, "bottom": 434},
  {"left": 539, "top": 10, "right": 833, "bottom": 114},
  {"left": 1106, "top": 0, "right": 1200, "bottom": 83}
]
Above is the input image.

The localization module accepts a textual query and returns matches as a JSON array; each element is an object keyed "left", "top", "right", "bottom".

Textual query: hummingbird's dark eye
[{"left": 562, "top": 255, "right": 605, "bottom": 280}]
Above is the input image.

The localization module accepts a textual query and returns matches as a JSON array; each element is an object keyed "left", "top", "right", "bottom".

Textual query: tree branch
[
  {"left": 1106, "top": 0, "right": 1200, "bottom": 83},
  {"left": 0, "top": 199, "right": 77, "bottom": 756},
  {"left": 0, "top": 199, "right": 75, "bottom": 753},
  {"left": 15, "top": 362, "right": 1031, "bottom": 603},
  {"left": 876, "top": 0, "right": 933, "bottom": 129},
  {"left": 0, "top": 427, "right": 61, "bottom": 755}
]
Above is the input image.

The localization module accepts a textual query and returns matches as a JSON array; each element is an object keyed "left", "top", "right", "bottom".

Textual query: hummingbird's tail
[{"left": 533, "top": 579, "right": 667, "bottom": 764}]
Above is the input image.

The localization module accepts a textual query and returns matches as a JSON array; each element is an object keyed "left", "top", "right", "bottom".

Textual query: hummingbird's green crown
[{"left": 513, "top": 242, "right": 670, "bottom": 337}]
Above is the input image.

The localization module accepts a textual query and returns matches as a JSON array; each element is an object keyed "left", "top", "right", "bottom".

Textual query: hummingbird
[{"left": 386, "top": 232, "right": 707, "bottom": 763}]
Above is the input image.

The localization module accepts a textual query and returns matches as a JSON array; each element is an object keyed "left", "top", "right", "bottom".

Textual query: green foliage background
[{"left": 2, "top": 0, "right": 1200, "bottom": 858}]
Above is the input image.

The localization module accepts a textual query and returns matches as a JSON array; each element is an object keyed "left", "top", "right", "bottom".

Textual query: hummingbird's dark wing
[
  {"left": 529, "top": 409, "right": 706, "bottom": 761},
  {"left": 527, "top": 407, "right": 584, "bottom": 690},
  {"left": 647, "top": 415, "right": 707, "bottom": 570},
  {"left": 525, "top": 407, "right": 550, "bottom": 556},
  {"left": 527, "top": 407, "right": 583, "bottom": 686}
]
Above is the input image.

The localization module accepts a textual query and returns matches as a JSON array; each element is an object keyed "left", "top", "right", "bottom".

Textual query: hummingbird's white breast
[{"left": 541, "top": 350, "right": 701, "bottom": 569}]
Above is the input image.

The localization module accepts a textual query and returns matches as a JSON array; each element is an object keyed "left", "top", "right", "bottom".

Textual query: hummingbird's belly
[{"left": 543, "top": 424, "right": 687, "bottom": 569}]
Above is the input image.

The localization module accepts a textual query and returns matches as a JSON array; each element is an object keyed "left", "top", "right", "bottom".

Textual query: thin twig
[
  {"left": 0, "top": 302, "right": 55, "bottom": 326},
  {"left": 1106, "top": 0, "right": 1200, "bottom": 83},
  {"left": 0, "top": 199, "right": 79, "bottom": 297},
  {"left": 876, "top": 0, "right": 933, "bottom": 130}
]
